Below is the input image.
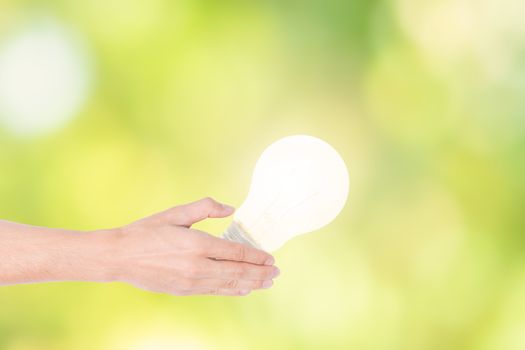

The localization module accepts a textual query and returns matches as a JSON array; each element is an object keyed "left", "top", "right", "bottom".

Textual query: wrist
[
  {"left": 49, "top": 228, "right": 122, "bottom": 283},
  {"left": 80, "top": 228, "right": 122, "bottom": 283}
]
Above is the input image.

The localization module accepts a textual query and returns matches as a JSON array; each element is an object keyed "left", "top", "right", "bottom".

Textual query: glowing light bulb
[{"left": 223, "top": 135, "right": 350, "bottom": 252}]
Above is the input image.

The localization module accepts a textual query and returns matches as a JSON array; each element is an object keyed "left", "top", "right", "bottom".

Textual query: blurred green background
[{"left": 1, "top": 0, "right": 524, "bottom": 349}]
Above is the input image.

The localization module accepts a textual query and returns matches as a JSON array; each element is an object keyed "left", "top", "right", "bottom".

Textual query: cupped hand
[{"left": 108, "top": 198, "right": 279, "bottom": 296}]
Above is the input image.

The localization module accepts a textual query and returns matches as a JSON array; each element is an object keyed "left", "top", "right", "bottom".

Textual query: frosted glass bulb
[{"left": 223, "top": 135, "right": 349, "bottom": 252}]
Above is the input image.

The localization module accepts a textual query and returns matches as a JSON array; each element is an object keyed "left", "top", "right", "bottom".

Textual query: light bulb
[{"left": 223, "top": 135, "right": 350, "bottom": 252}]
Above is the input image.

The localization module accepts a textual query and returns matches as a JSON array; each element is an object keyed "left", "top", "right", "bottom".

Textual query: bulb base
[{"left": 223, "top": 221, "right": 262, "bottom": 250}]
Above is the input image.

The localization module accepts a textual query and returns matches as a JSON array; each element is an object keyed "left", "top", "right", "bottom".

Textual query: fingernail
[
  {"left": 264, "top": 256, "right": 275, "bottom": 266},
  {"left": 240, "top": 289, "right": 251, "bottom": 295},
  {"left": 222, "top": 204, "right": 235, "bottom": 212},
  {"left": 272, "top": 267, "right": 280, "bottom": 278},
  {"left": 262, "top": 280, "right": 273, "bottom": 289}
]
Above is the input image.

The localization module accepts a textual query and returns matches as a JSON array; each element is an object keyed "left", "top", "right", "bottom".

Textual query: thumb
[{"left": 164, "top": 197, "right": 235, "bottom": 227}]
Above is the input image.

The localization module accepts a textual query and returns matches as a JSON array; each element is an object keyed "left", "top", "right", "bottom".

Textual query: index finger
[{"left": 195, "top": 231, "right": 275, "bottom": 266}]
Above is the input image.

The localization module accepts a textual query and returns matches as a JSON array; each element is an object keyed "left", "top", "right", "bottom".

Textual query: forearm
[{"left": 0, "top": 220, "right": 116, "bottom": 286}]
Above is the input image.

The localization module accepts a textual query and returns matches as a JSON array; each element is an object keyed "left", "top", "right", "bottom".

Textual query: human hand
[{"left": 107, "top": 198, "right": 279, "bottom": 296}]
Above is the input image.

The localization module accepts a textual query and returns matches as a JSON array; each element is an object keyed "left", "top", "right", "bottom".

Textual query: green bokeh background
[{"left": 1, "top": 0, "right": 525, "bottom": 349}]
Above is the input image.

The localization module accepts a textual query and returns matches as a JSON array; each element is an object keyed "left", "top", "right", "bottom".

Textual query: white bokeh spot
[{"left": 0, "top": 19, "right": 92, "bottom": 135}]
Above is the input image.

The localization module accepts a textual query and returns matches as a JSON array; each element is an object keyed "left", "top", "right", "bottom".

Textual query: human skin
[{"left": 0, "top": 197, "right": 279, "bottom": 296}]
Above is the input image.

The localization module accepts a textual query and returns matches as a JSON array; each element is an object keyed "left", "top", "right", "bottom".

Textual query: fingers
[
  {"left": 198, "top": 234, "right": 275, "bottom": 266},
  {"left": 175, "top": 278, "right": 274, "bottom": 296},
  {"left": 167, "top": 287, "right": 253, "bottom": 297},
  {"left": 200, "top": 288, "right": 252, "bottom": 296},
  {"left": 186, "top": 277, "right": 274, "bottom": 291},
  {"left": 197, "top": 259, "right": 280, "bottom": 280},
  {"left": 162, "top": 197, "right": 235, "bottom": 227}
]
